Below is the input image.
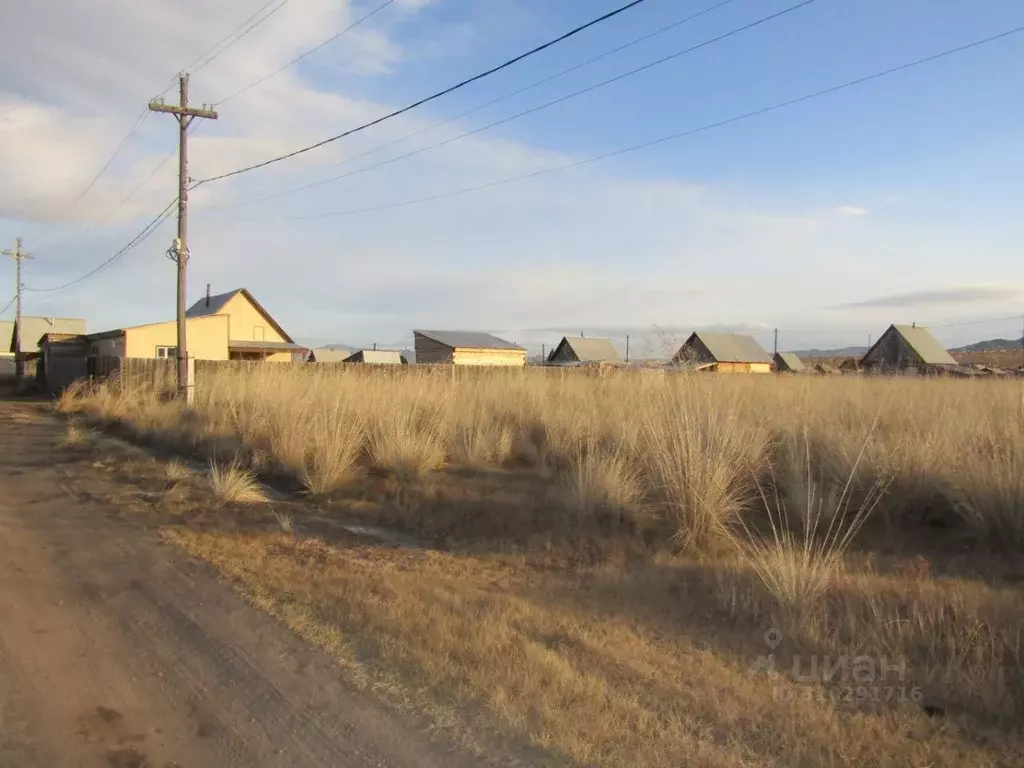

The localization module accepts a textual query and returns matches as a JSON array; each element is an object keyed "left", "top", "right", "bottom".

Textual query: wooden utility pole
[
  {"left": 773, "top": 328, "right": 778, "bottom": 356},
  {"left": 149, "top": 73, "right": 217, "bottom": 402},
  {"left": 625, "top": 334, "right": 630, "bottom": 364},
  {"left": 3, "top": 237, "right": 34, "bottom": 379}
]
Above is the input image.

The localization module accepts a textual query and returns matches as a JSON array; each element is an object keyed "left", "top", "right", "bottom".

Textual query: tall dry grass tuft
[
  {"left": 642, "top": 381, "right": 767, "bottom": 551},
  {"left": 561, "top": 439, "right": 642, "bottom": 523},
  {"left": 209, "top": 459, "right": 267, "bottom": 504},
  {"left": 948, "top": 388, "right": 1024, "bottom": 541},
  {"left": 300, "top": 407, "right": 366, "bottom": 497},
  {"left": 366, "top": 388, "right": 449, "bottom": 483},
  {"left": 736, "top": 429, "right": 887, "bottom": 607}
]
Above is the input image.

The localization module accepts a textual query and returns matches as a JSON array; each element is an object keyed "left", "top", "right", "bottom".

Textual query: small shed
[
  {"left": 673, "top": 332, "right": 771, "bottom": 373},
  {"left": 860, "top": 324, "right": 956, "bottom": 372},
  {"left": 413, "top": 330, "right": 526, "bottom": 367},
  {"left": 38, "top": 333, "right": 89, "bottom": 392},
  {"left": 307, "top": 348, "right": 352, "bottom": 363},
  {"left": 773, "top": 351, "right": 806, "bottom": 373},
  {"left": 343, "top": 349, "right": 406, "bottom": 364},
  {"left": 547, "top": 336, "right": 622, "bottom": 365}
]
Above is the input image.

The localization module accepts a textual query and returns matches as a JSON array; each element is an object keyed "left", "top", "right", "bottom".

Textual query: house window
[{"left": 156, "top": 346, "right": 177, "bottom": 359}]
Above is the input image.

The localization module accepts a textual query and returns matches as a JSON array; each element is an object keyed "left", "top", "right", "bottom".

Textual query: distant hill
[
  {"left": 790, "top": 346, "right": 867, "bottom": 359},
  {"left": 950, "top": 337, "right": 1023, "bottom": 353}
]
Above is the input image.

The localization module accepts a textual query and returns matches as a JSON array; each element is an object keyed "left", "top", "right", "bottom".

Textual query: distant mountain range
[{"left": 949, "top": 337, "right": 1024, "bottom": 353}]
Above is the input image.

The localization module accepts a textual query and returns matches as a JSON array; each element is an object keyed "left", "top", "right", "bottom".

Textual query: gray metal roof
[
  {"left": 344, "top": 350, "right": 404, "bottom": 364},
  {"left": 186, "top": 290, "right": 239, "bottom": 317},
  {"left": 414, "top": 330, "right": 524, "bottom": 351},
  {"left": 2, "top": 317, "right": 86, "bottom": 354},
  {"left": 892, "top": 325, "right": 957, "bottom": 366},
  {"left": 187, "top": 288, "right": 295, "bottom": 343},
  {"left": 554, "top": 336, "right": 622, "bottom": 363},
  {"left": 774, "top": 351, "right": 806, "bottom": 372},
  {"left": 687, "top": 332, "right": 770, "bottom": 363}
]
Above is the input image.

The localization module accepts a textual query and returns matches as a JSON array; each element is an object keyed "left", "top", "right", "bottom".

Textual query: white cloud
[
  {"left": 835, "top": 205, "right": 870, "bottom": 217},
  {"left": 2, "top": 0, "right": 1022, "bottom": 355}
]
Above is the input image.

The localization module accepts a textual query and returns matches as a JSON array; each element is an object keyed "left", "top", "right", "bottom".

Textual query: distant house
[
  {"left": 343, "top": 349, "right": 406, "bottom": 364},
  {"left": 307, "top": 348, "right": 353, "bottom": 363},
  {"left": 547, "top": 336, "right": 622, "bottom": 365},
  {"left": 186, "top": 287, "right": 306, "bottom": 362},
  {"left": 773, "top": 351, "right": 806, "bottom": 373},
  {"left": 413, "top": 330, "right": 526, "bottom": 367},
  {"left": 672, "top": 332, "right": 771, "bottom": 373},
  {"left": 860, "top": 324, "right": 956, "bottom": 372},
  {"left": 1, "top": 317, "right": 86, "bottom": 358}
]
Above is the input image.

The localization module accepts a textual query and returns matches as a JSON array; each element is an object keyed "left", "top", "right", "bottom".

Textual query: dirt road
[{"left": 0, "top": 400, "right": 498, "bottom": 768}]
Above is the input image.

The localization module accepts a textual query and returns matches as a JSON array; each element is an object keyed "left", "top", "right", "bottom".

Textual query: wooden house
[
  {"left": 413, "top": 330, "right": 526, "bottom": 367},
  {"left": 773, "top": 351, "right": 806, "bottom": 373},
  {"left": 860, "top": 324, "right": 956, "bottom": 372},
  {"left": 546, "top": 336, "right": 622, "bottom": 365},
  {"left": 672, "top": 332, "right": 771, "bottom": 373}
]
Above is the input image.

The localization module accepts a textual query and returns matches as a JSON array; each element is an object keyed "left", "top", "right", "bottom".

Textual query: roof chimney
[{"left": 205, "top": 284, "right": 211, "bottom": 307}]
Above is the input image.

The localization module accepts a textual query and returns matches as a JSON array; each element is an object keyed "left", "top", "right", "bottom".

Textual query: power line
[
  {"left": 32, "top": 0, "right": 283, "bottom": 236},
  {"left": 240, "top": 0, "right": 737, "bottom": 190},
  {"left": 196, "top": 0, "right": 656, "bottom": 183},
  {"left": 0, "top": 296, "right": 15, "bottom": 318},
  {"left": 194, "top": 0, "right": 295, "bottom": 74},
  {"left": 37, "top": 122, "right": 204, "bottom": 256},
  {"left": 158, "top": 0, "right": 294, "bottom": 96},
  {"left": 216, "top": 0, "right": 401, "bottom": 106},
  {"left": 251, "top": 24, "right": 1024, "bottom": 222},
  {"left": 24, "top": 199, "right": 178, "bottom": 293},
  {"left": 31, "top": 108, "right": 151, "bottom": 245},
  {"left": 205, "top": 0, "right": 809, "bottom": 212}
]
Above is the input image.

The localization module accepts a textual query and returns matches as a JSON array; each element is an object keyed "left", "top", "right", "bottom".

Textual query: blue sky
[{"left": 1, "top": 0, "right": 1023, "bottom": 356}]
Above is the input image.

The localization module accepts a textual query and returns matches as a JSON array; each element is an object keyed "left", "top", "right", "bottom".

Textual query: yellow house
[
  {"left": 186, "top": 288, "right": 305, "bottom": 362},
  {"left": 85, "top": 314, "right": 231, "bottom": 361}
]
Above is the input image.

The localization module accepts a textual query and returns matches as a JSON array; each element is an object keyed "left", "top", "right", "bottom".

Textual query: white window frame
[{"left": 156, "top": 346, "right": 177, "bottom": 359}]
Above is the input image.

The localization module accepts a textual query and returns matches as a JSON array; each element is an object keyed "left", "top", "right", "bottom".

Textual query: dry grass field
[{"left": 60, "top": 365, "right": 1024, "bottom": 767}]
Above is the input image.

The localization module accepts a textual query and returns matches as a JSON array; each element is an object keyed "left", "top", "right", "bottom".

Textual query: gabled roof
[
  {"left": 774, "top": 351, "right": 806, "bottom": 372},
  {"left": 892, "top": 325, "right": 957, "bottom": 366},
  {"left": 3, "top": 317, "right": 87, "bottom": 354},
  {"left": 414, "top": 330, "right": 524, "bottom": 351},
  {"left": 308, "top": 348, "right": 352, "bottom": 363},
  {"left": 549, "top": 336, "right": 622, "bottom": 364},
  {"left": 186, "top": 288, "right": 294, "bottom": 343},
  {"left": 863, "top": 324, "right": 957, "bottom": 367},
  {"left": 344, "top": 350, "right": 405, "bottom": 364},
  {"left": 684, "top": 332, "right": 770, "bottom": 364}
]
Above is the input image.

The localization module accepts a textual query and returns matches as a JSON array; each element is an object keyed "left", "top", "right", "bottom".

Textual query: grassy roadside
[
  {"left": 165, "top": 528, "right": 1019, "bottom": 768},
  {"left": 55, "top": 367, "right": 1024, "bottom": 766}
]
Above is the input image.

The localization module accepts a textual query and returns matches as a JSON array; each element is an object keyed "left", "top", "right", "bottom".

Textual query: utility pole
[
  {"left": 149, "top": 73, "right": 217, "bottom": 402},
  {"left": 3, "top": 237, "right": 34, "bottom": 380},
  {"left": 625, "top": 334, "right": 630, "bottom": 364},
  {"left": 773, "top": 328, "right": 778, "bottom": 356}
]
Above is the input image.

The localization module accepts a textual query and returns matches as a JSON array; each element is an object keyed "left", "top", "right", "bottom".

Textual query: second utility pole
[
  {"left": 149, "top": 73, "right": 217, "bottom": 402},
  {"left": 2, "top": 237, "right": 33, "bottom": 381}
]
